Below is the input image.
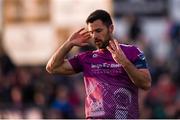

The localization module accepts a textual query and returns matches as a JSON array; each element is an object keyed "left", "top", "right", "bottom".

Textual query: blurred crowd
[
  {"left": 0, "top": 15, "right": 180, "bottom": 119},
  {"left": 0, "top": 60, "right": 85, "bottom": 119}
]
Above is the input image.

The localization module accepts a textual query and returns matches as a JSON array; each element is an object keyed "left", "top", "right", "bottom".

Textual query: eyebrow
[{"left": 88, "top": 28, "right": 102, "bottom": 32}]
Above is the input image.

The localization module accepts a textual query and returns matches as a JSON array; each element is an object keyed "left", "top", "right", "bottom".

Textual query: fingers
[
  {"left": 107, "top": 39, "right": 120, "bottom": 53},
  {"left": 114, "top": 39, "right": 120, "bottom": 51},
  {"left": 112, "top": 39, "right": 125, "bottom": 56},
  {"left": 81, "top": 43, "right": 89, "bottom": 46},
  {"left": 109, "top": 41, "right": 116, "bottom": 51},
  {"left": 83, "top": 35, "right": 91, "bottom": 42},
  {"left": 82, "top": 32, "right": 91, "bottom": 40},
  {"left": 109, "top": 39, "right": 119, "bottom": 51},
  {"left": 82, "top": 32, "right": 91, "bottom": 39},
  {"left": 77, "top": 28, "right": 85, "bottom": 33},
  {"left": 113, "top": 39, "right": 124, "bottom": 54},
  {"left": 107, "top": 46, "right": 114, "bottom": 54},
  {"left": 81, "top": 31, "right": 90, "bottom": 36},
  {"left": 77, "top": 28, "right": 90, "bottom": 35},
  {"left": 78, "top": 28, "right": 91, "bottom": 38}
]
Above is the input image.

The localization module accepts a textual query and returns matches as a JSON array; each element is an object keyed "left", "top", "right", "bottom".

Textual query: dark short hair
[{"left": 86, "top": 9, "right": 113, "bottom": 27}]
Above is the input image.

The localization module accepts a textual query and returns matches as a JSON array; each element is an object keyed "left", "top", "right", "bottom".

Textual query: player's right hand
[{"left": 68, "top": 28, "right": 91, "bottom": 47}]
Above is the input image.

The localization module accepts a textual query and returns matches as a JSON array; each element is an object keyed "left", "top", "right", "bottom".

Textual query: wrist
[{"left": 65, "top": 40, "right": 74, "bottom": 47}]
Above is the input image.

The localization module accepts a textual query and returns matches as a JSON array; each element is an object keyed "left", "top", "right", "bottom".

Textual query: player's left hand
[{"left": 107, "top": 39, "right": 128, "bottom": 66}]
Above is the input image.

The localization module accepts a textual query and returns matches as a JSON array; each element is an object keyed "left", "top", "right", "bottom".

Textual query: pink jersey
[{"left": 68, "top": 44, "right": 148, "bottom": 119}]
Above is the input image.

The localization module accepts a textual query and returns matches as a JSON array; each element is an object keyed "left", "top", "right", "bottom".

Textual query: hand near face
[
  {"left": 107, "top": 39, "right": 128, "bottom": 65},
  {"left": 68, "top": 28, "right": 91, "bottom": 47}
]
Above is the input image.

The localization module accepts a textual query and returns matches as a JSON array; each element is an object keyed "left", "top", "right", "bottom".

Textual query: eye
[{"left": 96, "top": 29, "right": 102, "bottom": 33}]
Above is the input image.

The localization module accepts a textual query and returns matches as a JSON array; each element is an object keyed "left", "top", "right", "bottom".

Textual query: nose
[{"left": 91, "top": 32, "right": 98, "bottom": 39}]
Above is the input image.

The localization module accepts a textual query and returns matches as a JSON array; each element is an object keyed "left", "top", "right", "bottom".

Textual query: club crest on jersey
[{"left": 92, "top": 54, "right": 98, "bottom": 58}]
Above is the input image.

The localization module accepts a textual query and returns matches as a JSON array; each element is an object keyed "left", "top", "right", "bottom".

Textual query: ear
[{"left": 109, "top": 24, "right": 114, "bottom": 33}]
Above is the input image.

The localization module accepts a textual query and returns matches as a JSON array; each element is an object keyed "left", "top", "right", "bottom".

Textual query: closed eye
[
  {"left": 95, "top": 29, "right": 102, "bottom": 33},
  {"left": 89, "top": 28, "right": 103, "bottom": 35}
]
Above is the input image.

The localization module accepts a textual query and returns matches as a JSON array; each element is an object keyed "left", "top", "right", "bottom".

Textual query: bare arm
[
  {"left": 107, "top": 39, "right": 151, "bottom": 90},
  {"left": 46, "top": 28, "right": 91, "bottom": 75},
  {"left": 121, "top": 61, "right": 151, "bottom": 90}
]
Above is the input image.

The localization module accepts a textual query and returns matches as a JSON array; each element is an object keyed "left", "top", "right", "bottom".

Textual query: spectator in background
[
  {"left": 145, "top": 73, "right": 178, "bottom": 118},
  {"left": 168, "top": 21, "right": 180, "bottom": 86},
  {"left": 0, "top": 48, "right": 17, "bottom": 112},
  {"left": 0, "top": 50, "right": 16, "bottom": 76},
  {"left": 127, "top": 14, "right": 142, "bottom": 43},
  {"left": 50, "top": 85, "right": 75, "bottom": 118},
  {"left": 122, "top": 14, "right": 143, "bottom": 45}
]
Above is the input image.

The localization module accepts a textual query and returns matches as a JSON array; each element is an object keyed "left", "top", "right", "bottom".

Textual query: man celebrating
[{"left": 46, "top": 9, "right": 151, "bottom": 119}]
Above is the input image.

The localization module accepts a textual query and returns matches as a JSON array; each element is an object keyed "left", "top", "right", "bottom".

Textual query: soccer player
[{"left": 46, "top": 9, "right": 152, "bottom": 119}]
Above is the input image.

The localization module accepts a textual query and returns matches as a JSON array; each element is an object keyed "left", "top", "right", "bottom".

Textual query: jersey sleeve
[
  {"left": 68, "top": 54, "right": 83, "bottom": 73},
  {"left": 131, "top": 46, "right": 148, "bottom": 69}
]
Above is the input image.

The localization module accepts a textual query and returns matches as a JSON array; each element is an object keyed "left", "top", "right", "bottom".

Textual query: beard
[{"left": 95, "top": 34, "right": 111, "bottom": 49}]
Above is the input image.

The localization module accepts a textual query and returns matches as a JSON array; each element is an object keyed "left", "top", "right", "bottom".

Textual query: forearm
[
  {"left": 107, "top": 40, "right": 151, "bottom": 90},
  {"left": 122, "top": 59, "right": 151, "bottom": 90},
  {"left": 46, "top": 41, "right": 73, "bottom": 73}
]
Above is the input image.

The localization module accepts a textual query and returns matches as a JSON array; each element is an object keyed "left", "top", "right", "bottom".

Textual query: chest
[{"left": 82, "top": 53, "right": 126, "bottom": 76}]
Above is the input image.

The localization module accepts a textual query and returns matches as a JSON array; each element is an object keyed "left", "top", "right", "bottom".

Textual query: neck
[{"left": 97, "top": 48, "right": 108, "bottom": 52}]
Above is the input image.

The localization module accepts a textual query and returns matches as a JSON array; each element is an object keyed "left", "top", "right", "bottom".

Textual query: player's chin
[
  {"left": 95, "top": 43, "right": 101, "bottom": 48},
  {"left": 96, "top": 44, "right": 107, "bottom": 49}
]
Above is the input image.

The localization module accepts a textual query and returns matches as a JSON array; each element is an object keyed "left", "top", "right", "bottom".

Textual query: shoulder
[
  {"left": 77, "top": 50, "right": 93, "bottom": 56},
  {"left": 119, "top": 44, "right": 144, "bottom": 60},
  {"left": 119, "top": 44, "right": 140, "bottom": 53},
  {"left": 74, "top": 50, "right": 94, "bottom": 60},
  {"left": 120, "top": 44, "right": 134, "bottom": 49}
]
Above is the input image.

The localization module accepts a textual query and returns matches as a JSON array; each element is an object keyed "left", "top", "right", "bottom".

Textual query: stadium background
[{"left": 0, "top": 0, "right": 179, "bottom": 119}]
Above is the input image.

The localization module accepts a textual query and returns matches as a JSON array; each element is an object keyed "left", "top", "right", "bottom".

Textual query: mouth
[{"left": 95, "top": 39, "right": 102, "bottom": 44}]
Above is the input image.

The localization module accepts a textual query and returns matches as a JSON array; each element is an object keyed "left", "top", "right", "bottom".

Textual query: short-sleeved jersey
[{"left": 68, "top": 44, "right": 148, "bottom": 119}]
